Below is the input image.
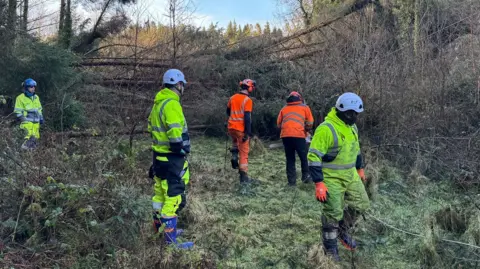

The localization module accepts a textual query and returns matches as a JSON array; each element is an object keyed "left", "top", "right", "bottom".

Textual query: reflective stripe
[
  {"left": 309, "top": 148, "right": 325, "bottom": 158},
  {"left": 323, "top": 163, "right": 356, "bottom": 170},
  {"left": 309, "top": 161, "right": 322, "bottom": 167},
  {"left": 168, "top": 123, "right": 182, "bottom": 129},
  {"left": 158, "top": 99, "right": 173, "bottom": 131},
  {"left": 169, "top": 137, "right": 183, "bottom": 143},
  {"left": 282, "top": 118, "right": 304, "bottom": 126},
  {"left": 152, "top": 126, "right": 167, "bottom": 132},
  {"left": 183, "top": 140, "right": 191, "bottom": 146},
  {"left": 283, "top": 112, "right": 305, "bottom": 120},
  {"left": 152, "top": 202, "right": 164, "bottom": 210},
  {"left": 231, "top": 110, "right": 243, "bottom": 115},
  {"left": 323, "top": 123, "right": 339, "bottom": 157},
  {"left": 229, "top": 117, "right": 244, "bottom": 121},
  {"left": 153, "top": 139, "right": 170, "bottom": 145}
]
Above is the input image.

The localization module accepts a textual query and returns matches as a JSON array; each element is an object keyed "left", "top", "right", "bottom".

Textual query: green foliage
[
  {"left": 50, "top": 95, "right": 86, "bottom": 131},
  {"left": 0, "top": 37, "right": 85, "bottom": 130}
]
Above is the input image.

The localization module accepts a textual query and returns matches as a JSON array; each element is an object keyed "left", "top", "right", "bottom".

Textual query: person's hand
[
  {"left": 357, "top": 168, "right": 366, "bottom": 183},
  {"left": 315, "top": 182, "right": 329, "bottom": 202}
]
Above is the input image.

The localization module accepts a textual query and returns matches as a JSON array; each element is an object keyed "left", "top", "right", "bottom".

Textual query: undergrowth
[{"left": 1, "top": 130, "right": 479, "bottom": 268}]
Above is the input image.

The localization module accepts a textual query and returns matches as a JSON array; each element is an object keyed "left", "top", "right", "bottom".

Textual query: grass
[
  {"left": 182, "top": 136, "right": 480, "bottom": 269},
  {"left": 2, "top": 133, "right": 479, "bottom": 268}
]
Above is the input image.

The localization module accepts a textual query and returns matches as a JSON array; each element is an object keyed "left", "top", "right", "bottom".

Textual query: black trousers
[{"left": 282, "top": 137, "right": 309, "bottom": 184}]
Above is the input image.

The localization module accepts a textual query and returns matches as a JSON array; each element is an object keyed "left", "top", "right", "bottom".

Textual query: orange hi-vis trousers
[{"left": 228, "top": 129, "right": 249, "bottom": 172}]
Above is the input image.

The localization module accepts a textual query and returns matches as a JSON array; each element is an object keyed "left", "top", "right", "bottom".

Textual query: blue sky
[
  {"left": 195, "top": 0, "right": 279, "bottom": 28},
  {"left": 136, "top": 0, "right": 284, "bottom": 29},
  {"left": 36, "top": 0, "right": 284, "bottom": 36}
]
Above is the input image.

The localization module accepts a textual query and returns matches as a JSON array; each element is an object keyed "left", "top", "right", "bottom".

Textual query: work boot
[
  {"left": 160, "top": 217, "right": 194, "bottom": 249},
  {"left": 301, "top": 173, "right": 312, "bottom": 183},
  {"left": 21, "top": 137, "right": 36, "bottom": 150},
  {"left": 323, "top": 238, "right": 340, "bottom": 261},
  {"left": 239, "top": 171, "right": 259, "bottom": 185},
  {"left": 153, "top": 212, "right": 184, "bottom": 237},
  {"left": 239, "top": 171, "right": 250, "bottom": 183},
  {"left": 287, "top": 176, "right": 296, "bottom": 186},
  {"left": 338, "top": 229, "right": 357, "bottom": 251},
  {"left": 230, "top": 148, "right": 239, "bottom": 169},
  {"left": 339, "top": 216, "right": 357, "bottom": 251},
  {"left": 322, "top": 221, "right": 340, "bottom": 261}
]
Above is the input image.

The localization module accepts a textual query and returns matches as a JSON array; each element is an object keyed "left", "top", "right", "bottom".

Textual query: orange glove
[
  {"left": 357, "top": 168, "right": 366, "bottom": 183},
  {"left": 315, "top": 182, "right": 328, "bottom": 202}
]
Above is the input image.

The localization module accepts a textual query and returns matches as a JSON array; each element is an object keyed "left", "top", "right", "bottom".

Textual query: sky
[
  {"left": 128, "top": 0, "right": 285, "bottom": 29},
  {"left": 29, "top": 0, "right": 287, "bottom": 36}
]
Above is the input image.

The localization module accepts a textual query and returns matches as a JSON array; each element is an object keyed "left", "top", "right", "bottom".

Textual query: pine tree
[{"left": 263, "top": 22, "right": 271, "bottom": 35}]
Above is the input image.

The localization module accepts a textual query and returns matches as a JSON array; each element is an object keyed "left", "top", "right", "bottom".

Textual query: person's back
[
  {"left": 227, "top": 93, "right": 252, "bottom": 132},
  {"left": 147, "top": 69, "right": 193, "bottom": 250},
  {"left": 226, "top": 79, "right": 256, "bottom": 184},
  {"left": 277, "top": 91, "right": 313, "bottom": 185}
]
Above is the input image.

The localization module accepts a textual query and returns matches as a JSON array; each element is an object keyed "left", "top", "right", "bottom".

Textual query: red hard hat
[{"left": 288, "top": 91, "right": 302, "bottom": 99}]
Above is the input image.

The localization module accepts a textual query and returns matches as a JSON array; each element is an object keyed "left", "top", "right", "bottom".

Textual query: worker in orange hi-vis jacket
[
  {"left": 226, "top": 79, "right": 256, "bottom": 184},
  {"left": 277, "top": 91, "right": 314, "bottom": 186}
]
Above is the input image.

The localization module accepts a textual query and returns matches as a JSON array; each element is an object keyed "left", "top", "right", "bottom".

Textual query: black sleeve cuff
[
  {"left": 226, "top": 107, "right": 231, "bottom": 117},
  {"left": 244, "top": 112, "right": 252, "bottom": 136},
  {"left": 170, "top": 142, "right": 183, "bottom": 153},
  {"left": 309, "top": 166, "right": 324, "bottom": 183},
  {"left": 356, "top": 154, "right": 364, "bottom": 169}
]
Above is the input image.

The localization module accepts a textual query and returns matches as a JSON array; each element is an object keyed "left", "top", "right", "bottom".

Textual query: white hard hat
[
  {"left": 335, "top": 92, "right": 364, "bottom": 113},
  {"left": 163, "top": 69, "right": 187, "bottom": 85}
]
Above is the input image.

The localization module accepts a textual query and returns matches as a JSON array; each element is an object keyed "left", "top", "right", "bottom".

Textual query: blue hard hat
[{"left": 23, "top": 78, "right": 37, "bottom": 88}]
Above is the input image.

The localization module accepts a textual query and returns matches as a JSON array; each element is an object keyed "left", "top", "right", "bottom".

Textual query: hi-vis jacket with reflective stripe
[
  {"left": 227, "top": 93, "right": 253, "bottom": 132},
  {"left": 14, "top": 93, "right": 43, "bottom": 123},
  {"left": 307, "top": 108, "right": 361, "bottom": 183},
  {"left": 148, "top": 88, "right": 190, "bottom": 155},
  {"left": 277, "top": 100, "right": 314, "bottom": 138}
]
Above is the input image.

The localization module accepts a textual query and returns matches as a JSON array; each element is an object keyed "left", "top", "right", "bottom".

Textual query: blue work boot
[
  {"left": 339, "top": 229, "right": 357, "bottom": 251},
  {"left": 339, "top": 215, "right": 357, "bottom": 251},
  {"left": 160, "top": 217, "right": 193, "bottom": 249},
  {"left": 322, "top": 223, "right": 340, "bottom": 261},
  {"left": 153, "top": 212, "right": 184, "bottom": 237}
]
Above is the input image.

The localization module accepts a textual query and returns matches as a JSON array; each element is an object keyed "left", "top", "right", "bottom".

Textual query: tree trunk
[
  {"left": 59, "top": 0, "right": 65, "bottom": 34},
  {"left": 21, "top": 0, "right": 27, "bottom": 32},
  {"left": 7, "top": 0, "right": 16, "bottom": 42},
  {"left": 0, "top": 0, "right": 7, "bottom": 42},
  {"left": 62, "top": 0, "right": 72, "bottom": 48},
  {"left": 169, "top": 0, "right": 177, "bottom": 66}
]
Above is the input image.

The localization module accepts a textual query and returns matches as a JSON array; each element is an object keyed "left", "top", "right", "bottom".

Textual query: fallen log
[{"left": 52, "top": 125, "right": 215, "bottom": 138}]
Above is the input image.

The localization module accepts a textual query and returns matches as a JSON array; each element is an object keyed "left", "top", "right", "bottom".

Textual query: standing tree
[
  {"left": 165, "top": 0, "right": 196, "bottom": 65},
  {"left": 254, "top": 23, "right": 262, "bottom": 36},
  {"left": 263, "top": 22, "right": 271, "bottom": 35}
]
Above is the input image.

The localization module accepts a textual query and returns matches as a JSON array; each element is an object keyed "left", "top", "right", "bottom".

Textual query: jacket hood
[
  {"left": 325, "top": 107, "right": 347, "bottom": 127},
  {"left": 286, "top": 95, "right": 302, "bottom": 104},
  {"left": 154, "top": 88, "right": 180, "bottom": 104}
]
